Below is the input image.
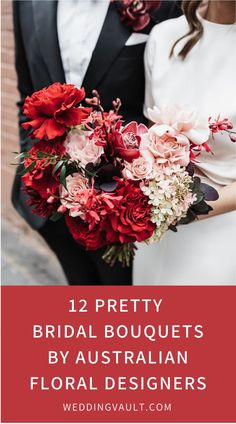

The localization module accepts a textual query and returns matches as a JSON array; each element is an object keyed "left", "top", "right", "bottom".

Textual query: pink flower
[
  {"left": 113, "top": 121, "right": 148, "bottom": 162},
  {"left": 64, "top": 129, "right": 104, "bottom": 167},
  {"left": 60, "top": 173, "right": 90, "bottom": 217},
  {"left": 148, "top": 105, "right": 210, "bottom": 145},
  {"left": 209, "top": 116, "right": 233, "bottom": 133},
  {"left": 148, "top": 132, "right": 190, "bottom": 167},
  {"left": 122, "top": 155, "right": 154, "bottom": 180}
]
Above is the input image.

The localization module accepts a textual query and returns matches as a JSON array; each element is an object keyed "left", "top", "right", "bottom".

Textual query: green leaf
[
  {"left": 169, "top": 224, "right": 178, "bottom": 232},
  {"left": 179, "top": 209, "right": 196, "bottom": 224},
  {"left": 36, "top": 151, "right": 46, "bottom": 159},
  {"left": 50, "top": 212, "right": 63, "bottom": 222},
  {"left": 53, "top": 160, "right": 64, "bottom": 175},
  {"left": 192, "top": 191, "right": 204, "bottom": 205},
  {"left": 13, "top": 151, "right": 26, "bottom": 158},
  {"left": 192, "top": 200, "right": 212, "bottom": 215},
  {"left": 59, "top": 164, "right": 67, "bottom": 188},
  {"left": 192, "top": 176, "right": 201, "bottom": 191},
  {"left": 20, "top": 160, "right": 37, "bottom": 175}
]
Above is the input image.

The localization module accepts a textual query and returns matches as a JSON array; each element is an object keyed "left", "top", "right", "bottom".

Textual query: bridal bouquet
[{"left": 17, "top": 83, "right": 233, "bottom": 266}]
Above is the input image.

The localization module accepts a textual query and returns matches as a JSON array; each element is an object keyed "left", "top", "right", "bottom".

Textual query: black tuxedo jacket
[{"left": 11, "top": 0, "right": 182, "bottom": 229}]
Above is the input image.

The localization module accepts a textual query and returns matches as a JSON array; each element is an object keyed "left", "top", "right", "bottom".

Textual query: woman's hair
[{"left": 170, "top": 0, "right": 204, "bottom": 60}]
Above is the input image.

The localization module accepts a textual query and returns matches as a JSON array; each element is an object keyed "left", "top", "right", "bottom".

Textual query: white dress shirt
[{"left": 57, "top": 0, "right": 110, "bottom": 87}]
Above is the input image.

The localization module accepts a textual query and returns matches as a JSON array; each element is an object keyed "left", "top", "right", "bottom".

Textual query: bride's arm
[{"left": 199, "top": 181, "right": 236, "bottom": 220}]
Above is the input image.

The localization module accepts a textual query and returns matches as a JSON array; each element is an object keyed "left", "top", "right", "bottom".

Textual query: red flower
[
  {"left": 64, "top": 179, "right": 154, "bottom": 249},
  {"left": 103, "top": 179, "right": 155, "bottom": 244},
  {"left": 84, "top": 191, "right": 123, "bottom": 230},
  {"left": 83, "top": 110, "right": 122, "bottom": 148},
  {"left": 65, "top": 215, "right": 107, "bottom": 250},
  {"left": 24, "top": 187, "right": 60, "bottom": 217},
  {"left": 22, "top": 83, "right": 90, "bottom": 140},
  {"left": 113, "top": 121, "right": 144, "bottom": 162},
  {"left": 22, "top": 140, "right": 65, "bottom": 198},
  {"left": 117, "top": 0, "right": 161, "bottom": 31},
  {"left": 208, "top": 116, "right": 233, "bottom": 133}
]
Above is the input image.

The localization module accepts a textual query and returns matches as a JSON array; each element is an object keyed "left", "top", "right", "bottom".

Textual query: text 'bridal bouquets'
[{"left": 15, "top": 83, "right": 235, "bottom": 266}]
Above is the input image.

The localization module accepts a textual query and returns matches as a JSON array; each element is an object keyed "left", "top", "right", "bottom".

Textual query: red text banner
[{"left": 1, "top": 286, "right": 236, "bottom": 423}]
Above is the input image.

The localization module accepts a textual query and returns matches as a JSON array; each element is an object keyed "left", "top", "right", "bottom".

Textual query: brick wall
[{"left": 1, "top": 0, "right": 30, "bottom": 232}]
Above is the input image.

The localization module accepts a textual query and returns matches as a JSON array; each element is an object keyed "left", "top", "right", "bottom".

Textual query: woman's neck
[{"left": 199, "top": 0, "right": 236, "bottom": 24}]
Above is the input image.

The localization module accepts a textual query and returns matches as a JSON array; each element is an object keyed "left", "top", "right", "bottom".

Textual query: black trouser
[{"left": 39, "top": 218, "right": 132, "bottom": 285}]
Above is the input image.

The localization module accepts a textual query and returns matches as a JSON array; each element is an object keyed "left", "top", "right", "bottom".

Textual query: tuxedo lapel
[
  {"left": 32, "top": 0, "right": 65, "bottom": 84},
  {"left": 82, "top": 2, "right": 132, "bottom": 93}
]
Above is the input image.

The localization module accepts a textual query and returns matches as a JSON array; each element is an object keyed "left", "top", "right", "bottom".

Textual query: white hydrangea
[{"left": 141, "top": 165, "right": 196, "bottom": 243}]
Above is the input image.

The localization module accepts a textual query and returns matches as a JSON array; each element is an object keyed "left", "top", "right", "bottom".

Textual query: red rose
[
  {"left": 65, "top": 215, "right": 107, "bottom": 250},
  {"left": 22, "top": 140, "right": 65, "bottom": 198},
  {"left": 22, "top": 83, "right": 90, "bottom": 140},
  {"left": 113, "top": 121, "right": 142, "bottom": 162},
  {"left": 118, "top": 0, "right": 161, "bottom": 31},
  {"left": 64, "top": 179, "right": 155, "bottom": 249},
  {"left": 103, "top": 179, "right": 155, "bottom": 244}
]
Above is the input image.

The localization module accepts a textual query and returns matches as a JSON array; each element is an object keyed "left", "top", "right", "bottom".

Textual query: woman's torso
[
  {"left": 133, "top": 14, "right": 236, "bottom": 285},
  {"left": 144, "top": 14, "right": 236, "bottom": 188}
]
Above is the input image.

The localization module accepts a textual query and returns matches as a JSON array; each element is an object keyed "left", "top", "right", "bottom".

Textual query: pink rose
[
  {"left": 64, "top": 129, "right": 104, "bottom": 167},
  {"left": 122, "top": 155, "right": 154, "bottom": 180},
  {"left": 60, "top": 173, "right": 89, "bottom": 217},
  {"left": 145, "top": 130, "right": 190, "bottom": 167}
]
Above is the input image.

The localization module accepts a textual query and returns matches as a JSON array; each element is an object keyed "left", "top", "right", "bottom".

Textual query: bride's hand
[{"left": 198, "top": 181, "right": 236, "bottom": 220}]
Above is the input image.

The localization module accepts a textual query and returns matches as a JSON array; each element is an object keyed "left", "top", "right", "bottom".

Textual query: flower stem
[{"left": 102, "top": 243, "right": 137, "bottom": 267}]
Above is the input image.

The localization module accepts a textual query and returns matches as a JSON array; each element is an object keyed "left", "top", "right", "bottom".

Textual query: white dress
[{"left": 134, "top": 14, "right": 236, "bottom": 285}]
